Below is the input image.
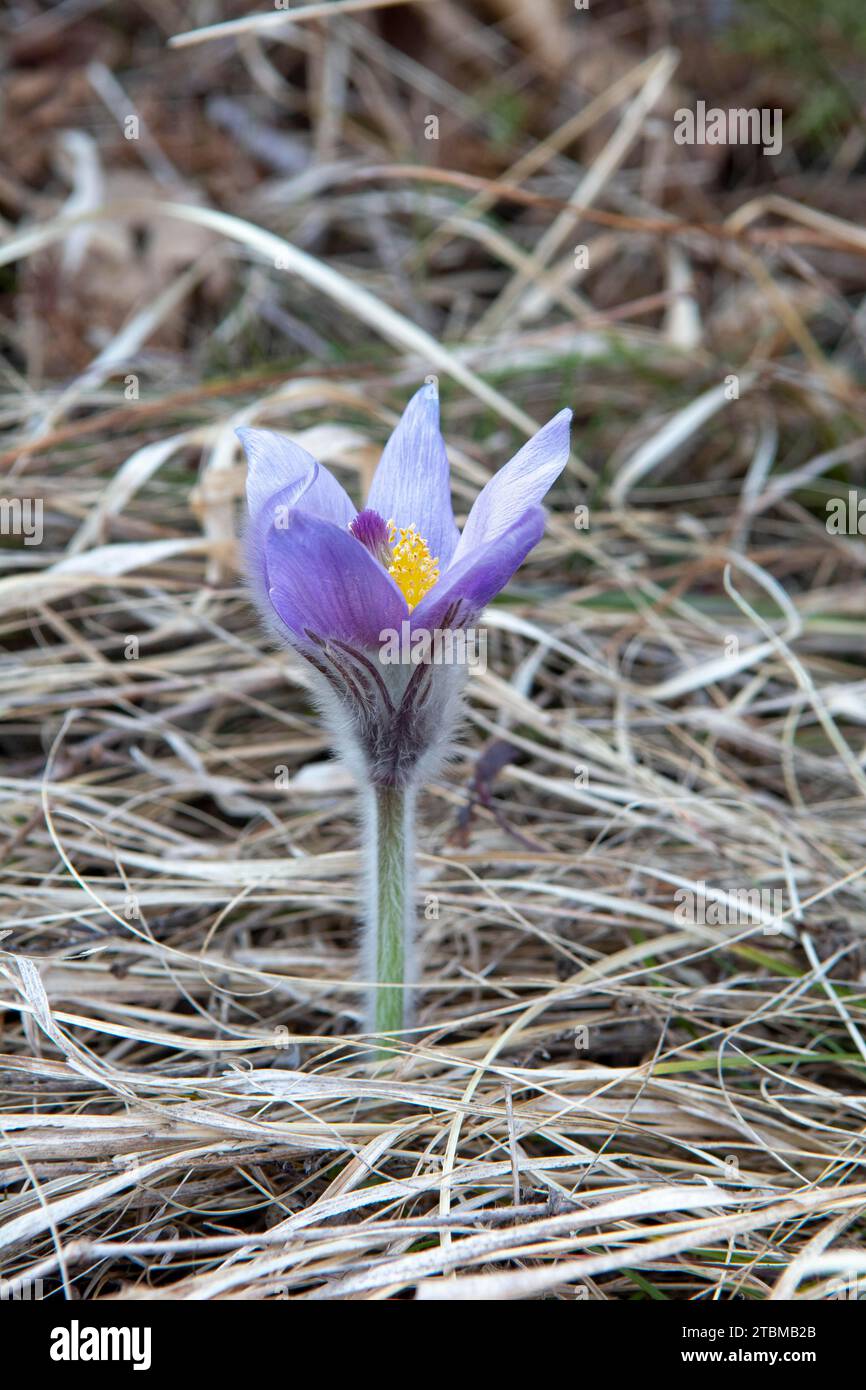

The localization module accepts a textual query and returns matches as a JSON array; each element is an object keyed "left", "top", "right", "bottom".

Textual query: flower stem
[{"left": 365, "top": 782, "right": 415, "bottom": 1046}]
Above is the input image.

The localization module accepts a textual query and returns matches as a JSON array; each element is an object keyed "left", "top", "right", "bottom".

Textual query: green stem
[{"left": 367, "top": 782, "right": 415, "bottom": 1045}]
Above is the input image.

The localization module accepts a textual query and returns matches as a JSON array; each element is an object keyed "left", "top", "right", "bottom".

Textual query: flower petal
[
  {"left": 245, "top": 467, "right": 318, "bottom": 614},
  {"left": 366, "top": 383, "right": 460, "bottom": 569},
  {"left": 264, "top": 508, "right": 407, "bottom": 649},
  {"left": 237, "top": 426, "right": 355, "bottom": 528},
  {"left": 410, "top": 505, "right": 545, "bottom": 631},
  {"left": 451, "top": 409, "right": 571, "bottom": 566}
]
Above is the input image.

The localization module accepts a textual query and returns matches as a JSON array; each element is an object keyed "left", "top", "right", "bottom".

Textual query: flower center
[{"left": 386, "top": 521, "right": 439, "bottom": 610}]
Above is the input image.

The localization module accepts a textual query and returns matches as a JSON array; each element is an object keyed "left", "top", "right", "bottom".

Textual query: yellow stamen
[{"left": 387, "top": 520, "right": 439, "bottom": 610}]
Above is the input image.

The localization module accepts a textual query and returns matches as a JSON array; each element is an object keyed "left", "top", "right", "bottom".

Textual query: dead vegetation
[{"left": 2, "top": 0, "right": 866, "bottom": 1300}]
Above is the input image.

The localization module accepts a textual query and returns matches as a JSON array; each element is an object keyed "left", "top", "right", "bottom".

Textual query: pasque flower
[{"left": 240, "top": 383, "right": 571, "bottom": 1045}]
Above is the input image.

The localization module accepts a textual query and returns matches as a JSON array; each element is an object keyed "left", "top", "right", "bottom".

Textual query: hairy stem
[{"left": 364, "top": 782, "right": 416, "bottom": 1045}]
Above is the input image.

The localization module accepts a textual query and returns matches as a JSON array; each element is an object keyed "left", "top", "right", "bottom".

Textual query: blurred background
[{"left": 3, "top": 0, "right": 866, "bottom": 402}]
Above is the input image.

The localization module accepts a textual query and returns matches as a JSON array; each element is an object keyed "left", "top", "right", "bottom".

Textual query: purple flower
[{"left": 240, "top": 383, "right": 571, "bottom": 787}]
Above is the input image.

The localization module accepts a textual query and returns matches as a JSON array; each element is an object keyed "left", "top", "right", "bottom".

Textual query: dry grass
[{"left": 2, "top": 0, "right": 866, "bottom": 1301}]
